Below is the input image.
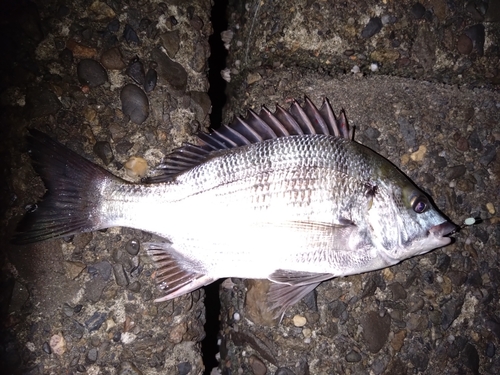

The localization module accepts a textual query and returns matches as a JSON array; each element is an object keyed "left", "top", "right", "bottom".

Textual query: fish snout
[{"left": 429, "top": 221, "right": 458, "bottom": 237}]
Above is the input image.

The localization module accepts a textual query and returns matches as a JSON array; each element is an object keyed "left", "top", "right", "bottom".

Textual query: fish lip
[{"left": 429, "top": 221, "right": 458, "bottom": 237}]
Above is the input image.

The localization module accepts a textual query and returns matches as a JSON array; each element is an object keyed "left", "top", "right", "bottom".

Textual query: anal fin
[
  {"left": 268, "top": 282, "right": 321, "bottom": 318},
  {"left": 267, "top": 270, "right": 334, "bottom": 317},
  {"left": 146, "top": 243, "right": 215, "bottom": 302}
]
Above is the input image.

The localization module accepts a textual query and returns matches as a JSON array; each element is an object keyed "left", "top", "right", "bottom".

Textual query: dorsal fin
[{"left": 146, "top": 97, "right": 351, "bottom": 183}]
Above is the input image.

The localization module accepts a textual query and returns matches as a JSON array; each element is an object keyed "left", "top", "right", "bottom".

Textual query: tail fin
[{"left": 12, "top": 129, "right": 119, "bottom": 244}]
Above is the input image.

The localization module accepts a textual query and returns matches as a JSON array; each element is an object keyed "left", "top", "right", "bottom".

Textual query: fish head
[{"left": 367, "top": 156, "right": 457, "bottom": 265}]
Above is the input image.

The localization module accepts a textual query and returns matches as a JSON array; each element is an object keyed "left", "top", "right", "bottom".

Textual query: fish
[{"left": 12, "top": 97, "right": 457, "bottom": 315}]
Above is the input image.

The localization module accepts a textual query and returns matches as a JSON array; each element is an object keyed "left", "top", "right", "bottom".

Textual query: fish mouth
[{"left": 429, "top": 221, "right": 458, "bottom": 245}]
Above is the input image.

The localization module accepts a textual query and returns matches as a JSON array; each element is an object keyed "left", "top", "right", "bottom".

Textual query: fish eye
[{"left": 410, "top": 195, "right": 428, "bottom": 213}]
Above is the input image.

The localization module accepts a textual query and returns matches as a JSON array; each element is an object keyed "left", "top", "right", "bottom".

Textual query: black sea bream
[{"left": 13, "top": 98, "right": 456, "bottom": 313}]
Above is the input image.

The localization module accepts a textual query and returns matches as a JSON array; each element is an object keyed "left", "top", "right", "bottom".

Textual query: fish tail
[{"left": 12, "top": 129, "right": 119, "bottom": 244}]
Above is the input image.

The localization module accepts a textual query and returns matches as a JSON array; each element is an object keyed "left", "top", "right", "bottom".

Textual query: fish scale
[{"left": 13, "top": 97, "right": 456, "bottom": 316}]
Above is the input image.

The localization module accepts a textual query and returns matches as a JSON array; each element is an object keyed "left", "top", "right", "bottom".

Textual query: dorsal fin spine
[
  {"left": 150, "top": 97, "right": 351, "bottom": 183},
  {"left": 290, "top": 100, "right": 316, "bottom": 134}
]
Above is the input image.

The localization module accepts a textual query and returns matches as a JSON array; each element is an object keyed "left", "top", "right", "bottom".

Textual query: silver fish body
[{"left": 14, "top": 98, "right": 456, "bottom": 312}]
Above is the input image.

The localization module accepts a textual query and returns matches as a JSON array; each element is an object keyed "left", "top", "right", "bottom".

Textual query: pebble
[
  {"left": 66, "top": 39, "right": 97, "bottom": 59},
  {"left": 128, "top": 281, "right": 141, "bottom": 293},
  {"left": 397, "top": 117, "right": 417, "bottom": 147},
  {"left": 100, "top": 47, "right": 126, "bottom": 70},
  {"left": 151, "top": 47, "right": 188, "bottom": 92},
  {"left": 401, "top": 154, "right": 410, "bottom": 165},
  {"left": 169, "top": 323, "right": 187, "bottom": 344},
  {"left": 391, "top": 330, "right": 407, "bottom": 351},
  {"left": 461, "top": 343, "right": 479, "bottom": 374},
  {"left": 244, "top": 279, "right": 276, "bottom": 326},
  {"left": 441, "top": 275, "right": 453, "bottom": 294},
  {"left": 381, "top": 14, "right": 397, "bottom": 25},
  {"left": 468, "top": 130, "right": 483, "bottom": 150},
  {"left": 275, "top": 368, "right": 295, "bottom": 375},
  {"left": 410, "top": 3, "right": 426, "bottom": 19},
  {"left": 302, "top": 328, "right": 312, "bottom": 338},
  {"left": 26, "top": 88, "right": 62, "bottom": 118},
  {"left": 360, "top": 310, "right": 391, "bottom": 353},
  {"left": 249, "top": 355, "right": 267, "bottom": 375},
  {"left": 486, "top": 202, "right": 496, "bottom": 215},
  {"left": 124, "top": 156, "right": 148, "bottom": 178},
  {"left": 190, "top": 41, "right": 209, "bottom": 72},
  {"left": 108, "top": 18, "right": 120, "bottom": 32},
  {"left": 407, "top": 314, "right": 427, "bottom": 331},
  {"left": 329, "top": 300, "right": 347, "bottom": 319},
  {"left": 464, "top": 24, "right": 485, "bottom": 55},
  {"left": 64, "top": 260, "right": 86, "bottom": 279},
  {"left": 370, "top": 49, "right": 400, "bottom": 64},
  {"left": 447, "top": 270, "right": 467, "bottom": 287},
  {"left": 113, "top": 263, "right": 129, "bottom": 286},
  {"left": 409, "top": 348, "right": 429, "bottom": 371},
  {"left": 485, "top": 342, "right": 495, "bottom": 357},
  {"left": 62, "top": 303, "right": 74, "bottom": 317},
  {"left": 361, "top": 17, "right": 383, "bottom": 38},
  {"left": 91, "top": 261, "right": 112, "bottom": 281},
  {"left": 382, "top": 267, "right": 394, "bottom": 281},
  {"left": 125, "top": 239, "right": 140, "bottom": 255},
  {"left": 413, "top": 23, "right": 437, "bottom": 71},
  {"left": 441, "top": 297, "right": 464, "bottom": 330},
  {"left": 410, "top": 145, "right": 427, "bottom": 161},
  {"left": 345, "top": 350, "right": 362, "bottom": 362},
  {"left": 87, "top": 348, "right": 98, "bottom": 363},
  {"left": 247, "top": 72, "right": 262, "bottom": 85},
  {"left": 77, "top": 59, "right": 108, "bottom": 87},
  {"left": 292, "top": 314, "right": 307, "bottom": 328},
  {"left": 177, "top": 362, "right": 192, "bottom": 375},
  {"left": 108, "top": 122, "right": 126, "bottom": 140},
  {"left": 42, "top": 341, "right": 51, "bottom": 354},
  {"left": 115, "top": 140, "right": 134, "bottom": 154},
  {"left": 113, "top": 331, "right": 121, "bottom": 342},
  {"left": 190, "top": 91, "right": 211, "bottom": 122},
  {"left": 408, "top": 296, "right": 425, "bottom": 313},
  {"left": 123, "top": 24, "right": 140, "bottom": 44},
  {"left": 161, "top": 30, "right": 180, "bottom": 58},
  {"left": 85, "top": 275, "right": 107, "bottom": 302},
  {"left": 388, "top": 282, "right": 407, "bottom": 300},
  {"left": 479, "top": 144, "right": 497, "bottom": 166},
  {"left": 120, "top": 84, "right": 149, "bottom": 125},
  {"left": 457, "top": 34, "right": 473, "bottom": 55},
  {"left": 456, "top": 136, "right": 469, "bottom": 151},
  {"left": 63, "top": 320, "right": 83, "bottom": 341},
  {"left": 93, "top": 141, "right": 114, "bottom": 165},
  {"left": 144, "top": 68, "right": 157, "bottom": 93},
  {"left": 89, "top": 1, "right": 115, "bottom": 20},
  {"left": 190, "top": 15, "right": 204, "bottom": 31},
  {"left": 85, "top": 311, "right": 107, "bottom": 332},
  {"left": 446, "top": 165, "right": 466, "bottom": 180},
  {"left": 83, "top": 107, "right": 97, "bottom": 122},
  {"left": 49, "top": 334, "right": 66, "bottom": 355},
  {"left": 127, "top": 57, "right": 145, "bottom": 85}
]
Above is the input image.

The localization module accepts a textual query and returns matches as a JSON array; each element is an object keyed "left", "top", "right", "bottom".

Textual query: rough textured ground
[
  {"left": 218, "top": 1, "right": 500, "bottom": 374},
  {"left": 0, "top": 1, "right": 499, "bottom": 375},
  {"left": 1, "top": 0, "right": 212, "bottom": 374}
]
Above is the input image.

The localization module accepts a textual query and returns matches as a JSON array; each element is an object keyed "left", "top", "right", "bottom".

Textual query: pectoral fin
[
  {"left": 267, "top": 270, "right": 334, "bottom": 316},
  {"left": 146, "top": 242, "right": 215, "bottom": 302}
]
